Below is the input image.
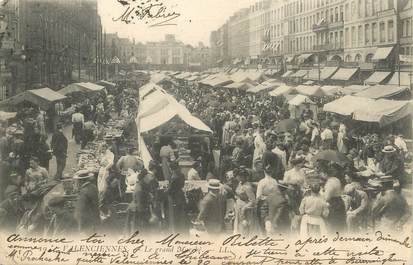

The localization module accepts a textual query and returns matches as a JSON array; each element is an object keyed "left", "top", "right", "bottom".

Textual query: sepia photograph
[{"left": 0, "top": 0, "right": 412, "bottom": 264}]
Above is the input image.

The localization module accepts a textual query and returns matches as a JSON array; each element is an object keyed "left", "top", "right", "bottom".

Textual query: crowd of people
[
  {"left": 159, "top": 78, "right": 411, "bottom": 236},
  {"left": 0, "top": 73, "right": 410, "bottom": 238},
  {"left": 0, "top": 84, "right": 141, "bottom": 236}
]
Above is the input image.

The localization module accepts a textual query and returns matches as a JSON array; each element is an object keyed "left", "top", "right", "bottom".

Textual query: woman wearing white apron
[
  {"left": 97, "top": 145, "right": 114, "bottom": 201},
  {"left": 299, "top": 183, "right": 329, "bottom": 238}
]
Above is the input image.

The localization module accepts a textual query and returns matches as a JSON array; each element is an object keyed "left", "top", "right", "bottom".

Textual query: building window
[
  {"left": 365, "top": 24, "right": 370, "bottom": 44},
  {"left": 372, "top": 0, "right": 378, "bottom": 14},
  {"left": 358, "top": 0, "right": 363, "bottom": 18},
  {"left": 372, "top": 23, "right": 378, "bottom": 43},
  {"left": 366, "top": 53, "right": 374, "bottom": 62},
  {"left": 345, "top": 28, "right": 350, "bottom": 46},
  {"left": 358, "top": 25, "right": 363, "bottom": 46},
  {"left": 345, "top": 54, "right": 352, "bottom": 62},
  {"left": 380, "top": 22, "right": 385, "bottom": 42},
  {"left": 388, "top": 20, "right": 394, "bottom": 41},
  {"left": 388, "top": 0, "right": 393, "bottom": 9},
  {"left": 335, "top": 7, "right": 339, "bottom": 22},
  {"left": 366, "top": 0, "right": 372, "bottom": 17},
  {"left": 355, "top": 54, "right": 362, "bottom": 62},
  {"left": 340, "top": 6, "right": 344, "bottom": 21},
  {"left": 352, "top": 1, "right": 357, "bottom": 20},
  {"left": 345, "top": 4, "right": 349, "bottom": 20},
  {"left": 351, "top": 26, "right": 356, "bottom": 46}
]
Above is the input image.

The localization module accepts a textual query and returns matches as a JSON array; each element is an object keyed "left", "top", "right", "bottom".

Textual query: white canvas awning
[
  {"left": 288, "top": 94, "right": 315, "bottom": 106},
  {"left": 353, "top": 99, "right": 412, "bottom": 126},
  {"left": 323, "top": 95, "right": 374, "bottom": 116},
  {"left": 364, "top": 71, "right": 391, "bottom": 85},
  {"left": 330, "top": 68, "right": 359, "bottom": 81},
  {"left": 293, "top": 85, "right": 324, "bottom": 97},
  {"left": 355, "top": 85, "right": 409, "bottom": 99},
  {"left": 339, "top": 85, "right": 371, "bottom": 95},
  {"left": 269, "top": 85, "right": 293, "bottom": 97},
  {"left": 372, "top": 46, "right": 394, "bottom": 60}
]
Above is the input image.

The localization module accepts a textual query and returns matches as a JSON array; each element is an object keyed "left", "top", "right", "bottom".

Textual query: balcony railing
[
  {"left": 377, "top": 8, "right": 396, "bottom": 17},
  {"left": 313, "top": 43, "right": 344, "bottom": 51},
  {"left": 329, "top": 21, "right": 344, "bottom": 29},
  {"left": 312, "top": 23, "right": 328, "bottom": 32}
]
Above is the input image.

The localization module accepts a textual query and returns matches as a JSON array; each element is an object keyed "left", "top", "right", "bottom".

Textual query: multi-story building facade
[
  {"left": 0, "top": 0, "right": 103, "bottom": 98},
  {"left": 399, "top": 0, "right": 412, "bottom": 59},
  {"left": 210, "top": 23, "right": 230, "bottom": 66},
  {"left": 228, "top": 8, "right": 250, "bottom": 63},
  {"left": 146, "top": 35, "right": 186, "bottom": 66},
  {"left": 343, "top": 0, "right": 399, "bottom": 70},
  {"left": 188, "top": 42, "right": 210, "bottom": 70},
  {"left": 248, "top": 0, "right": 271, "bottom": 60},
  {"left": 211, "top": 0, "right": 411, "bottom": 73}
]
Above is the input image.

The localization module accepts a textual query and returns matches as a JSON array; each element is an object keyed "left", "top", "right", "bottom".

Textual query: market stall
[
  {"left": 0, "top": 87, "right": 66, "bottom": 111},
  {"left": 354, "top": 84, "right": 410, "bottom": 99},
  {"left": 287, "top": 94, "right": 318, "bottom": 119},
  {"left": 293, "top": 85, "right": 325, "bottom": 97},
  {"left": 269, "top": 84, "right": 293, "bottom": 97}
]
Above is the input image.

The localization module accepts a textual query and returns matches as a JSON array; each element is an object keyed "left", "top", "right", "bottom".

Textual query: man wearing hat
[
  {"left": 51, "top": 123, "right": 68, "bottom": 180},
  {"left": 372, "top": 180, "right": 410, "bottom": 232},
  {"left": 71, "top": 108, "right": 84, "bottom": 144},
  {"left": 74, "top": 172, "right": 100, "bottom": 234},
  {"left": 344, "top": 183, "right": 369, "bottom": 232},
  {"left": 379, "top": 145, "right": 404, "bottom": 183},
  {"left": 45, "top": 194, "right": 77, "bottom": 236},
  {"left": 197, "top": 179, "right": 225, "bottom": 235},
  {"left": 0, "top": 185, "right": 23, "bottom": 232}
]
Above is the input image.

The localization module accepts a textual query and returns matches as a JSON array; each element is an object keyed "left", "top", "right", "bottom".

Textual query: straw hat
[
  {"left": 208, "top": 179, "right": 221, "bottom": 190},
  {"left": 382, "top": 145, "right": 397, "bottom": 153}
]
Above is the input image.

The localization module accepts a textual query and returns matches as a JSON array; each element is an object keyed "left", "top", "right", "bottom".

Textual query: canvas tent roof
[
  {"left": 323, "top": 95, "right": 374, "bottom": 116},
  {"left": 58, "top": 82, "right": 103, "bottom": 95},
  {"left": 320, "top": 85, "right": 341, "bottom": 95},
  {"left": 323, "top": 95, "right": 412, "bottom": 126},
  {"left": 206, "top": 75, "right": 233, "bottom": 87},
  {"left": 269, "top": 85, "right": 293, "bottom": 97},
  {"left": 0, "top": 88, "right": 66, "bottom": 110},
  {"left": 224, "top": 82, "right": 254, "bottom": 90},
  {"left": 150, "top": 73, "right": 170, "bottom": 84},
  {"left": 247, "top": 80, "right": 283, "bottom": 93},
  {"left": 339, "top": 85, "right": 370, "bottom": 95},
  {"left": 353, "top": 99, "right": 412, "bottom": 126},
  {"left": 354, "top": 85, "right": 409, "bottom": 99},
  {"left": 0, "top": 111, "right": 16, "bottom": 121},
  {"left": 289, "top": 69, "right": 308, "bottom": 78},
  {"left": 139, "top": 82, "right": 165, "bottom": 99},
  {"left": 138, "top": 91, "right": 212, "bottom": 133},
  {"left": 230, "top": 70, "right": 266, "bottom": 83},
  {"left": 293, "top": 85, "right": 324, "bottom": 97},
  {"left": 288, "top": 94, "right": 315, "bottom": 106},
  {"left": 282, "top": 70, "right": 294, "bottom": 78},
  {"left": 97, "top": 80, "right": 116, "bottom": 88},
  {"left": 175, "top": 72, "right": 192, "bottom": 80}
]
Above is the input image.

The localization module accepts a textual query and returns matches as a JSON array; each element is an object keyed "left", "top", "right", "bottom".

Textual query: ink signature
[{"left": 113, "top": 0, "right": 181, "bottom": 27}]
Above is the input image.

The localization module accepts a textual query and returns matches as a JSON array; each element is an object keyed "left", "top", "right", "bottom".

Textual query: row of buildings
[
  {"left": 210, "top": 0, "right": 413, "bottom": 71},
  {"left": 0, "top": 0, "right": 211, "bottom": 100},
  {"left": 0, "top": 0, "right": 104, "bottom": 99},
  {"left": 105, "top": 34, "right": 211, "bottom": 72}
]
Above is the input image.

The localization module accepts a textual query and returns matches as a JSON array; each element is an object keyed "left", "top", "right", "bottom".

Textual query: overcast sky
[{"left": 98, "top": 0, "right": 255, "bottom": 46}]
